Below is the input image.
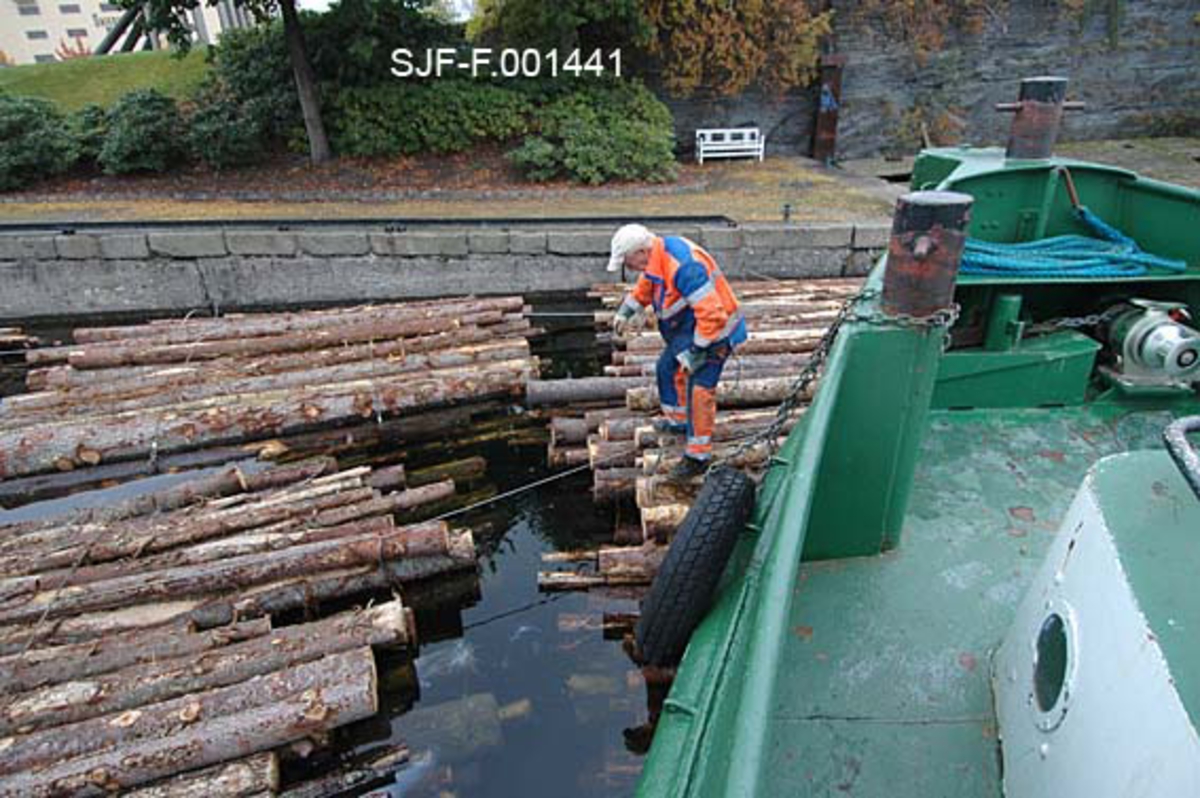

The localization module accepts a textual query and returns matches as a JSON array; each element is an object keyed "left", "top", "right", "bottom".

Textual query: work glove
[
  {"left": 612, "top": 304, "right": 638, "bottom": 337},
  {"left": 676, "top": 347, "right": 707, "bottom": 374}
]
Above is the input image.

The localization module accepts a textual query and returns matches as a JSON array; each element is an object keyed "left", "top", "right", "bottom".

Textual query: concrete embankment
[{"left": 0, "top": 222, "right": 888, "bottom": 321}]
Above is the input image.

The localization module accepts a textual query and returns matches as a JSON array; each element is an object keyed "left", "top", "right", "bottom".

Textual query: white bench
[{"left": 695, "top": 127, "right": 765, "bottom": 164}]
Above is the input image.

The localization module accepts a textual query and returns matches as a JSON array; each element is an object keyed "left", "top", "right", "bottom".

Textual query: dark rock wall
[{"left": 658, "top": 0, "right": 1199, "bottom": 160}]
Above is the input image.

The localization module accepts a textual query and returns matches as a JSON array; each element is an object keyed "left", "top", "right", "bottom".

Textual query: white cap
[{"left": 607, "top": 224, "right": 654, "bottom": 272}]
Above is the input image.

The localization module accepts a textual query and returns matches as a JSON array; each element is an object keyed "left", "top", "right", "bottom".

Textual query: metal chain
[
  {"left": 1024, "top": 306, "right": 1122, "bottom": 336},
  {"left": 716, "top": 287, "right": 959, "bottom": 467}
]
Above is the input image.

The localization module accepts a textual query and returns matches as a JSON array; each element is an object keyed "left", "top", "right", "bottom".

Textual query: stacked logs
[
  {"left": 536, "top": 278, "right": 862, "bottom": 591},
  {"left": 0, "top": 457, "right": 479, "bottom": 795},
  {"left": 0, "top": 298, "right": 539, "bottom": 479}
]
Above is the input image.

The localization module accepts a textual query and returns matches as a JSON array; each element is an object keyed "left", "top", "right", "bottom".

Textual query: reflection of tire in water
[{"left": 635, "top": 467, "right": 756, "bottom": 667}]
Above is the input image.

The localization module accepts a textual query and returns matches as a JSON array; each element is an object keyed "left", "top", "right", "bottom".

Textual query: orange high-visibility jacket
[{"left": 620, "top": 236, "right": 748, "bottom": 349}]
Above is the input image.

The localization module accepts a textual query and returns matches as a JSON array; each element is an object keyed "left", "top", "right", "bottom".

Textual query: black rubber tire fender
[{"left": 635, "top": 466, "right": 757, "bottom": 667}]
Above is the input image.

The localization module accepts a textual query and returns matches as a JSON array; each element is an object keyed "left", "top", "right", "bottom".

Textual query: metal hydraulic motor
[{"left": 1104, "top": 299, "right": 1200, "bottom": 384}]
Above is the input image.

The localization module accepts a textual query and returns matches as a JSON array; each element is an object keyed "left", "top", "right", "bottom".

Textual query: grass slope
[{"left": 0, "top": 49, "right": 210, "bottom": 111}]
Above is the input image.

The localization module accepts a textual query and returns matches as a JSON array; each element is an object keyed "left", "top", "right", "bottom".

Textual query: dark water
[{"left": 0, "top": 296, "right": 654, "bottom": 796}]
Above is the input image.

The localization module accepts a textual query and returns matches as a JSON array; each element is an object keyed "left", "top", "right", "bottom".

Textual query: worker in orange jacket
[{"left": 608, "top": 224, "right": 748, "bottom": 480}]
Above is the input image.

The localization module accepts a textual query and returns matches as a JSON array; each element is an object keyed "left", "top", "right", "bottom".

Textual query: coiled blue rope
[{"left": 960, "top": 207, "right": 1189, "bottom": 278}]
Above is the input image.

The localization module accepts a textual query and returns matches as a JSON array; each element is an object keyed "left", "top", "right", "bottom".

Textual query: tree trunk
[
  {"left": 626, "top": 378, "right": 814, "bottom": 411},
  {"left": 277, "top": 744, "right": 409, "bottom": 798},
  {"left": 640, "top": 504, "right": 690, "bottom": 543},
  {"left": 526, "top": 377, "right": 649, "bottom": 407},
  {"left": 592, "top": 467, "right": 641, "bottom": 504},
  {"left": 124, "top": 753, "right": 279, "bottom": 798},
  {"left": 0, "top": 618, "right": 272, "bottom": 696},
  {"left": 0, "top": 650, "right": 363, "bottom": 776},
  {"left": 0, "top": 602, "right": 407, "bottom": 735},
  {"left": 0, "top": 523, "right": 448, "bottom": 625},
  {"left": 0, "top": 650, "right": 377, "bottom": 796},
  {"left": 278, "top": 0, "right": 331, "bottom": 165}
]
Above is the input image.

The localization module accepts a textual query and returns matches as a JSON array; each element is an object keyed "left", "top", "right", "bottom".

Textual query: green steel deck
[
  {"left": 638, "top": 404, "right": 1195, "bottom": 798},
  {"left": 763, "top": 407, "right": 1180, "bottom": 795}
]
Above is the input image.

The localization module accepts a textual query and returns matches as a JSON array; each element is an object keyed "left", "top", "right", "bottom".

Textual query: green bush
[
  {"left": 186, "top": 85, "right": 267, "bottom": 170},
  {"left": 206, "top": 23, "right": 301, "bottom": 143},
  {"left": 99, "top": 89, "right": 186, "bottom": 175},
  {"left": 0, "top": 93, "right": 77, "bottom": 191},
  {"left": 328, "top": 80, "right": 532, "bottom": 157},
  {"left": 509, "top": 80, "right": 677, "bottom": 184},
  {"left": 71, "top": 103, "right": 108, "bottom": 167}
]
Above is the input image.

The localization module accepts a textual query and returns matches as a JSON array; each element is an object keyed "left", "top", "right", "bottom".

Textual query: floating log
[
  {"left": 547, "top": 444, "right": 589, "bottom": 469},
  {"left": 7, "top": 342, "right": 531, "bottom": 424},
  {"left": 0, "top": 361, "right": 534, "bottom": 478},
  {"left": 406, "top": 456, "right": 487, "bottom": 489},
  {"left": 71, "top": 297, "right": 526, "bottom": 345},
  {"left": 278, "top": 743, "right": 410, "bottom": 798},
  {"left": 526, "top": 376, "right": 648, "bottom": 407},
  {"left": 588, "top": 437, "right": 637, "bottom": 469},
  {"left": 0, "top": 601, "right": 409, "bottom": 735},
  {"left": 635, "top": 476, "right": 702, "bottom": 509},
  {"left": 549, "top": 416, "right": 589, "bottom": 446},
  {"left": 0, "top": 648, "right": 378, "bottom": 797},
  {"left": 124, "top": 753, "right": 279, "bottom": 798},
  {"left": 0, "top": 617, "right": 273, "bottom": 695},
  {"left": 624, "top": 329, "right": 823, "bottom": 356},
  {"left": 0, "top": 605, "right": 198, "bottom": 657},
  {"left": 198, "top": 530, "right": 476, "bottom": 624},
  {"left": 593, "top": 468, "right": 642, "bottom": 504},
  {"left": 641, "top": 504, "right": 690, "bottom": 543},
  {"left": 626, "top": 378, "right": 814, "bottom": 412},
  {"left": 0, "top": 523, "right": 450, "bottom": 625},
  {"left": 0, "top": 649, "right": 372, "bottom": 777},
  {"left": 598, "top": 542, "right": 666, "bottom": 580}
]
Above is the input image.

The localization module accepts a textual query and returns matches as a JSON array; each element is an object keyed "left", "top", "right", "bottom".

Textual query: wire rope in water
[{"left": 960, "top": 207, "right": 1189, "bottom": 279}]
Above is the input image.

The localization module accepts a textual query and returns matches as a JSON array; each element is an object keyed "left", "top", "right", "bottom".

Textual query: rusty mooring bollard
[
  {"left": 882, "top": 190, "right": 974, "bottom": 318},
  {"left": 996, "top": 76, "right": 1085, "bottom": 160}
]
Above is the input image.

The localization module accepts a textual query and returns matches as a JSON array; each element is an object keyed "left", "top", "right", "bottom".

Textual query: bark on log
[
  {"left": 0, "top": 602, "right": 407, "bottom": 735},
  {"left": 27, "top": 321, "right": 530, "bottom": 393},
  {"left": 406, "top": 457, "right": 487, "bottom": 488},
  {"left": 588, "top": 438, "right": 637, "bottom": 469},
  {"left": 7, "top": 342, "right": 531, "bottom": 424},
  {"left": 365, "top": 464, "right": 406, "bottom": 491},
  {"left": 526, "top": 377, "right": 649, "bottom": 407},
  {"left": 547, "top": 445, "right": 589, "bottom": 469},
  {"left": 624, "top": 329, "right": 823, "bottom": 355},
  {"left": 549, "top": 416, "right": 589, "bottom": 446},
  {"left": 277, "top": 744, "right": 409, "bottom": 798},
  {"left": 0, "top": 649, "right": 367, "bottom": 777},
  {"left": 0, "top": 648, "right": 378, "bottom": 797},
  {"left": 626, "top": 378, "right": 814, "bottom": 412},
  {"left": 0, "top": 605, "right": 198, "bottom": 657},
  {"left": 0, "top": 448, "right": 264, "bottom": 510},
  {"left": 61, "top": 311, "right": 508, "bottom": 370},
  {"left": 583, "top": 407, "right": 644, "bottom": 430},
  {"left": 0, "top": 521, "right": 449, "bottom": 625},
  {"left": 0, "top": 362, "right": 534, "bottom": 478},
  {"left": 598, "top": 543, "right": 666, "bottom": 580},
  {"left": 593, "top": 468, "right": 641, "bottom": 504},
  {"left": 71, "top": 297, "right": 526, "bottom": 345},
  {"left": 635, "top": 476, "right": 701, "bottom": 509},
  {"left": 123, "top": 753, "right": 279, "bottom": 798},
  {"left": 310, "top": 481, "right": 456, "bottom": 527},
  {"left": 640, "top": 504, "right": 690, "bottom": 543},
  {"left": 17, "top": 517, "right": 401, "bottom": 593},
  {"left": 0, "top": 485, "right": 379, "bottom": 575},
  {"left": 0, "top": 618, "right": 272, "bottom": 696}
]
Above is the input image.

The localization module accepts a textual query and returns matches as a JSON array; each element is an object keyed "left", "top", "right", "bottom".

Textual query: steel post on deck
[
  {"left": 800, "top": 191, "right": 974, "bottom": 560},
  {"left": 997, "top": 76, "right": 1084, "bottom": 160}
]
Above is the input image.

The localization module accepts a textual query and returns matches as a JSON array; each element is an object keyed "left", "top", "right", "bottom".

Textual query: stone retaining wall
[{"left": 0, "top": 223, "right": 889, "bottom": 321}]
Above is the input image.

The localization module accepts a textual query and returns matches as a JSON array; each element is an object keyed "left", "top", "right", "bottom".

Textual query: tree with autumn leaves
[{"left": 641, "top": 0, "right": 833, "bottom": 97}]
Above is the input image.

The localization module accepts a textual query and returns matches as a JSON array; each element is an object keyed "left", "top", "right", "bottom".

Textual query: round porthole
[
  {"left": 1030, "top": 605, "right": 1076, "bottom": 732},
  {"left": 1034, "top": 614, "right": 1068, "bottom": 712}
]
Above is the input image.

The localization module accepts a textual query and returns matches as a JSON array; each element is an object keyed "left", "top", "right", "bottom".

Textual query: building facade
[{"left": 0, "top": 0, "right": 251, "bottom": 65}]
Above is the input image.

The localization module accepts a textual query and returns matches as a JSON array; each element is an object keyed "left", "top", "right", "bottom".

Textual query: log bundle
[
  {"left": 538, "top": 278, "right": 861, "bottom": 591},
  {"left": 0, "top": 298, "right": 539, "bottom": 479},
  {"left": 0, "top": 458, "right": 481, "bottom": 795}
]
